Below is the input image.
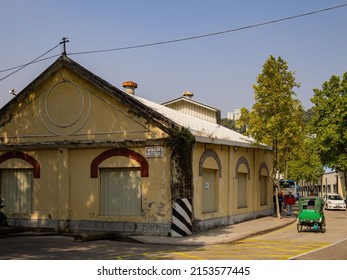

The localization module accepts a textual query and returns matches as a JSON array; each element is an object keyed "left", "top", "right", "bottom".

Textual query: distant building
[
  {"left": 227, "top": 109, "right": 241, "bottom": 121},
  {"left": 300, "top": 171, "right": 346, "bottom": 199}
]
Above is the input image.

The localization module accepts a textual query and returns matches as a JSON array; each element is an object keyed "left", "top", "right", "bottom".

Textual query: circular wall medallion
[
  {"left": 45, "top": 81, "right": 84, "bottom": 128},
  {"left": 39, "top": 81, "right": 90, "bottom": 136}
]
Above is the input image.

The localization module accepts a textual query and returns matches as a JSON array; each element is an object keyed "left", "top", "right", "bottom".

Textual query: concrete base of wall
[
  {"left": 7, "top": 210, "right": 273, "bottom": 236},
  {"left": 7, "top": 218, "right": 172, "bottom": 236},
  {"left": 193, "top": 209, "right": 273, "bottom": 232}
]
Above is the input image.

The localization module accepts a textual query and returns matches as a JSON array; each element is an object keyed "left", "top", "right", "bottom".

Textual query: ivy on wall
[{"left": 167, "top": 127, "right": 195, "bottom": 201}]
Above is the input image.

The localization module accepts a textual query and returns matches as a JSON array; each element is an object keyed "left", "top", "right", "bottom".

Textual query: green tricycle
[{"left": 296, "top": 196, "right": 326, "bottom": 233}]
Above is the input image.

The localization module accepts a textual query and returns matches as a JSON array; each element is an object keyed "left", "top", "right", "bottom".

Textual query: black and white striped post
[{"left": 171, "top": 198, "right": 193, "bottom": 237}]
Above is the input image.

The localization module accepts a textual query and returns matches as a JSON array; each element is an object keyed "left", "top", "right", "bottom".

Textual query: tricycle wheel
[
  {"left": 320, "top": 217, "right": 326, "bottom": 233},
  {"left": 297, "top": 223, "right": 302, "bottom": 233}
]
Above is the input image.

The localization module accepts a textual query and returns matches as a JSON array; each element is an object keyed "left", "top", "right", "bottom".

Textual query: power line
[
  {"left": 0, "top": 54, "right": 60, "bottom": 74},
  {"left": 0, "top": 43, "right": 60, "bottom": 82},
  {"left": 69, "top": 3, "right": 347, "bottom": 56},
  {"left": 0, "top": 38, "right": 68, "bottom": 74},
  {"left": 1, "top": 3, "right": 346, "bottom": 78}
]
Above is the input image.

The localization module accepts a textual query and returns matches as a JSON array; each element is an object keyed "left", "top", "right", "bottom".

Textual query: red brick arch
[
  {"left": 0, "top": 151, "right": 40, "bottom": 178},
  {"left": 90, "top": 148, "right": 149, "bottom": 178}
]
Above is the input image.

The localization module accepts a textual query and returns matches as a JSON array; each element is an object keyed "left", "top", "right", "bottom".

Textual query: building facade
[
  {"left": 300, "top": 171, "right": 347, "bottom": 200},
  {"left": 0, "top": 55, "right": 272, "bottom": 236}
]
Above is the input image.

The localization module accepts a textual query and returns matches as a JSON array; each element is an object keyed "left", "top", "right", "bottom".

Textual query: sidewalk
[
  {"left": 0, "top": 213, "right": 297, "bottom": 247},
  {"left": 131, "top": 213, "right": 297, "bottom": 246}
]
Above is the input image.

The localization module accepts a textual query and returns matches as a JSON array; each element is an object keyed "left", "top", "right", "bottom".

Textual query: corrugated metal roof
[{"left": 132, "top": 95, "right": 271, "bottom": 150}]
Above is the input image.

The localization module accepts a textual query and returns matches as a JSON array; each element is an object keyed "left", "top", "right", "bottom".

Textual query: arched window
[
  {"left": 259, "top": 162, "right": 269, "bottom": 206},
  {"left": 90, "top": 148, "right": 149, "bottom": 216},
  {"left": 235, "top": 157, "right": 250, "bottom": 208},
  {"left": 0, "top": 151, "right": 40, "bottom": 214},
  {"left": 199, "top": 149, "right": 222, "bottom": 213}
]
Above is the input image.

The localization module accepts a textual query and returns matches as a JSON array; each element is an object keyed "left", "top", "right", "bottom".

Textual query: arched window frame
[
  {"left": 235, "top": 156, "right": 250, "bottom": 179},
  {"left": 0, "top": 151, "right": 40, "bottom": 178},
  {"left": 198, "top": 149, "right": 222, "bottom": 178},
  {"left": 90, "top": 148, "right": 149, "bottom": 178}
]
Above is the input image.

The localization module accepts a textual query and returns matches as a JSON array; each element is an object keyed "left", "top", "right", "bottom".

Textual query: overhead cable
[
  {"left": 1, "top": 3, "right": 346, "bottom": 78},
  {"left": 69, "top": 3, "right": 347, "bottom": 56},
  {"left": 0, "top": 44, "right": 60, "bottom": 82}
]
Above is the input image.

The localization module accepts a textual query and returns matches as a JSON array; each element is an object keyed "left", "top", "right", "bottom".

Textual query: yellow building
[
  {"left": 0, "top": 55, "right": 272, "bottom": 236},
  {"left": 300, "top": 171, "right": 347, "bottom": 200}
]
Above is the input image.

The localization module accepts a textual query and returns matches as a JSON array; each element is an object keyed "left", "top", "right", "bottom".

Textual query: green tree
[
  {"left": 221, "top": 118, "right": 247, "bottom": 134},
  {"left": 287, "top": 108, "right": 324, "bottom": 184},
  {"left": 221, "top": 118, "right": 236, "bottom": 130},
  {"left": 287, "top": 136, "right": 324, "bottom": 184},
  {"left": 238, "top": 55, "right": 304, "bottom": 179},
  {"left": 309, "top": 72, "right": 347, "bottom": 188},
  {"left": 302, "top": 107, "right": 315, "bottom": 126}
]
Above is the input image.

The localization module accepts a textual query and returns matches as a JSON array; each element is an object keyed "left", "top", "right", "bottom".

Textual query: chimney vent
[
  {"left": 182, "top": 91, "right": 194, "bottom": 99},
  {"left": 123, "top": 81, "right": 138, "bottom": 95}
]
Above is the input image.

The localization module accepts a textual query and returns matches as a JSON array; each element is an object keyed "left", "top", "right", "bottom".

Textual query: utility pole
[{"left": 60, "top": 37, "right": 70, "bottom": 55}]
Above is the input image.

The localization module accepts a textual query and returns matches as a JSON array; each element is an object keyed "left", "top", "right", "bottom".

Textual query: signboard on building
[{"left": 145, "top": 146, "right": 163, "bottom": 157}]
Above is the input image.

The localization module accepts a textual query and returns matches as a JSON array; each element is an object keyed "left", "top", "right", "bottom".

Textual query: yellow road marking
[{"left": 97, "top": 237, "right": 332, "bottom": 260}]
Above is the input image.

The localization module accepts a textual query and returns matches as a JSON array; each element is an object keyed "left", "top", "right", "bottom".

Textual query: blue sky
[{"left": 1, "top": 0, "right": 347, "bottom": 117}]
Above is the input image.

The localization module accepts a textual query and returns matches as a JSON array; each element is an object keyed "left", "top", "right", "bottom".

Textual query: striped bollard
[{"left": 171, "top": 198, "right": 193, "bottom": 237}]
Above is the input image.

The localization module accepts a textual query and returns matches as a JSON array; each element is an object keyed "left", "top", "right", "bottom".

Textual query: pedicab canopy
[{"left": 297, "top": 196, "right": 325, "bottom": 221}]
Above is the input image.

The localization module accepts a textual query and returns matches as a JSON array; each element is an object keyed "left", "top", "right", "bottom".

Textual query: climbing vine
[{"left": 167, "top": 127, "right": 195, "bottom": 200}]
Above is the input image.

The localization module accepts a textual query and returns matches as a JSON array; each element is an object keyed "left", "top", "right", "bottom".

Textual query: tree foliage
[
  {"left": 238, "top": 55, "right": 304, "bottom": 179},
  {"left": 221, "top": 118, "right": 246, "bottom": 134},
  {"left": 309, "top": 72, "right": 347, "bottom": 172},
  {"left": 287, "top": 136, "right": 324, "bottom": 183},
  {"left": 221, "top": 118, "right": 236, "bottom": 130}
]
